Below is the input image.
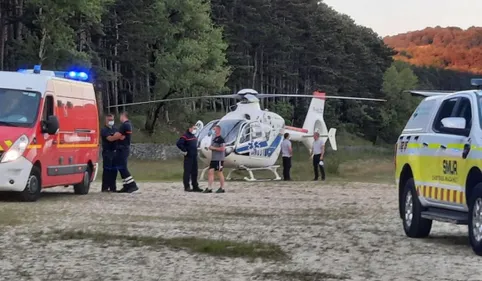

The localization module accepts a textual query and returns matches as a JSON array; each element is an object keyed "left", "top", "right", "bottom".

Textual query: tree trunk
[
  {"left": 144, "top": 89, "right": 177, "bottom": 134},
  {"left": 252, "top": 49, "right": 257, "bottom": 89}
]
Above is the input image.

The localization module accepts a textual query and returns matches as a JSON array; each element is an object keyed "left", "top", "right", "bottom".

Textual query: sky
[{"left": 322, "top": 0, "right": 482, "bottom": 37}]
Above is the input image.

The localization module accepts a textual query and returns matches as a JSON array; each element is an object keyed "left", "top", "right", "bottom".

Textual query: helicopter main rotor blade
[
  {"left": 106, "top": 94, "right": 237, "bottom": 108},
  {"left": 257, "top": 94, "right": 386, "bottom": 102},
  {"left": 404, "top": 90, "right": 455, "bottom": 97}
]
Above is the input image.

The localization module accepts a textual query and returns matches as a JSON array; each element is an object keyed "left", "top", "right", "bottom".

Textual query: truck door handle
[
  {"left": 463, "top": 143, "right": 471, "bottom": 159},
  {"left": 440, "top": 145, "right": 446, "bottom": 149},
  {"left": 423, "top": 142, "right": 428, "bottom": 147}
]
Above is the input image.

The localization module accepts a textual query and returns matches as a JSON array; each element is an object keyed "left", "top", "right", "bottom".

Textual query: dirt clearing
[{"left": 0, "top": 181, "right": 478, "bottom": 281}]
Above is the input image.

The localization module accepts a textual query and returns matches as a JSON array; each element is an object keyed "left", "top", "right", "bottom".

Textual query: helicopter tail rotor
[{"left": 327, "top": 128, "right": 337, "bottom": 151}]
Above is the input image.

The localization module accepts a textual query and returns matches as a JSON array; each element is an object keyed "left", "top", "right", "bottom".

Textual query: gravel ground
[{"left": 0, "top": 181, "right": 480, "bottom": 281}]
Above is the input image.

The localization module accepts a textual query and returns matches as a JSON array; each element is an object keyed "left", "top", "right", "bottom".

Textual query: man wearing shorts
[{"left": 204, "top": 125, "right": 226, "bottom": 193}]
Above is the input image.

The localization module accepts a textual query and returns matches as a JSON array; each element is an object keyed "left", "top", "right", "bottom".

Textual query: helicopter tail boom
[{"left": 282, "top": 91, "right": 337, "bottom": 151}]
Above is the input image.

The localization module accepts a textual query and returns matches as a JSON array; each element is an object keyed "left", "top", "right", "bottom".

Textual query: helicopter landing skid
[
  {"left": 227, "top": 165, "right": 282, "bottom": 182},
  {"left": 198, "top": 165, "right": 282, "bottom": 181}
]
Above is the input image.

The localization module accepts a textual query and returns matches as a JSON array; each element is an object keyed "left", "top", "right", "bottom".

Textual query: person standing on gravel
[
  {"left": 281, "top": 132, "right": 292, "bottom": 181},
  {"left": 204, "top": 125, "right": 226, "bottom": 193},
  {"left": 310, "top": 132, "right": 325, "bottom": 181},
  {"left": 100, "top": 114, "right": 122, "bottom": 192},
  {"left": 114, "top": 111, "right": 139, "bottom": 193},
  {"left": 176, "top": 124, "right": 203, "bottom": 192}
]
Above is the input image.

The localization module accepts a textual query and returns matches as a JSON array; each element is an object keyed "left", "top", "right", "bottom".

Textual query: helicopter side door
[{"left": 235, "top": 120, "right": 269, "bottom": 159}]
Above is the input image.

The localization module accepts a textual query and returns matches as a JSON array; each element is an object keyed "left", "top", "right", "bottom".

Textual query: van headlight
[{"left": 1, "top": 135, "right": 29, "bottom": 163}]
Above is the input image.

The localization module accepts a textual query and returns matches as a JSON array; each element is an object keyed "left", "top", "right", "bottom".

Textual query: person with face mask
[
  {"left": 100, "top": 114, "right": 123, "bottom": 192},
  {"left": 114, "top": 111, "right": 139, "bottom": 193},
  {"left": 176, "top": 124, "right": 203, "bottom": 192}
]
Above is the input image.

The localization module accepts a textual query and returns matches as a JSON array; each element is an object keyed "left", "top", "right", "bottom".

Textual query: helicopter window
[
  {"left": 217, "top": 119, "right": 245, "bottom": 145},
  {"left": 240, "top": 124, "right": 250, "bottom": 143},
  {"left": 197, "top": 120, "right": 218, "bottom": 146}
]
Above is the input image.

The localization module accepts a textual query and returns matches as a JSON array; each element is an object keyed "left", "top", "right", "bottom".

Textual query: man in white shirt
[
  {"left": 280, "top": 132, "right": 292, "bottom": 180},
  {"left": 310, "top": 132, "right": 325, "bottom": 181}
]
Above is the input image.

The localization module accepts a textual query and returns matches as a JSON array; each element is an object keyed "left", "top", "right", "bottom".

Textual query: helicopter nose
[{"left": 200, "top": 136, "right": 211, "bottom": 151}]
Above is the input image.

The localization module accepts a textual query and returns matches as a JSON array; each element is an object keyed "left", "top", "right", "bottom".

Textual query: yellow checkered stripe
[{"left": 416, "top": 185, "right": 466, "bottom": 204}]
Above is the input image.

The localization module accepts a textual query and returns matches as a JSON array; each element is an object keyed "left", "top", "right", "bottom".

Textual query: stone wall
[
  {"left": 129, "top": 143, "right": 183, "bottom": 160},
  {"left": 128, "top": 143, "right": 391, "bottom": 161}
]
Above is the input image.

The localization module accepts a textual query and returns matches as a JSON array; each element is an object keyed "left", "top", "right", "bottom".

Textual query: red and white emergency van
[{"left": 0, "top": 65, "right": 99, "bottom": 201}]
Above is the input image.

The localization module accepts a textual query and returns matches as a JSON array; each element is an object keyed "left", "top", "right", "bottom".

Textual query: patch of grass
[
  {"left": 258, "top": 270, "right": 349, "bottom": 281},
  {"left": 0, "top": 215, "right": 23, "bottom": 227},
  {"left": 41, "top": 230, "right": 288, "bottom": 261},
  {"left": 225, "top": 144, "right": 393, "bottom": 183},
  {"left": 0, "top": 207, "right": 38, "bottom": 228},
  {"left": 96, "top": 128, "right": 394, "bottom": 183},
  {"left": 95, "top": 159, "right": 184, "bottom": 182}
]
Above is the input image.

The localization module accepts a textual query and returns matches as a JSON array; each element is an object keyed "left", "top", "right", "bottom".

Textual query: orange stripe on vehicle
[
  {"left": 57, "top": 144, "right": 98, "bottom": 148},
  {"left": 28, "top": 145, "right": 42, "bottom": 149}
]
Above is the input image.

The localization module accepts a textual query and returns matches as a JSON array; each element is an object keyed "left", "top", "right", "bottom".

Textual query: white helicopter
[{"left": 109, "top": 89, "right": 385, "bottom": 181}]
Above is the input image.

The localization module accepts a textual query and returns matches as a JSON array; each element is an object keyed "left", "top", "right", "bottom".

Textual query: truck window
[
  {"left": 433, "top": 97, "right": 458, "bottom": 132},
  {"left": 454, "top": 97, "right": 472, "bottom": 130},
  {"left": 42, "top": 95, "right": 54, "bottom": 121},
  {"left": 403, "top": 98, "right": 436, "bottom": 133}
]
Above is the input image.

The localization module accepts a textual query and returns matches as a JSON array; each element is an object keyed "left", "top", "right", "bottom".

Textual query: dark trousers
[
  {"left": 282, "top": 156, "right": 291, "bottom": 180},
  {"left": 116, "top": 147, "right": 138, "bottom": 189},
  {"left": 102, "top": 150, "right": 117, "bottom": 191},
  {"left": 183, "top": 156, "right": 199, "bottom": 190},
  {"left": 312, "top": 154, "right": 325, "bottom": 180}
]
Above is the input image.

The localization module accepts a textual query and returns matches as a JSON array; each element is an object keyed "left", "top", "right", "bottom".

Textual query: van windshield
[{"left": 0, "top": 89, "right": 41, "bottom": 127}]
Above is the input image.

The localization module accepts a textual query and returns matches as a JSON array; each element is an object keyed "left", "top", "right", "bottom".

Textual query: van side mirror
[
  {"left": 42, "top": 115, "right": 59, "bottom": 135},
  {"left": 440, "top": 117, "right": 469, "bottom": 136}
]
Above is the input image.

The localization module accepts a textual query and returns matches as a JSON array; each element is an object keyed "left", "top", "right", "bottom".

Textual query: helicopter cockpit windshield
[
  {"left": 197, "top": 119, "right": 218, "bottom": 148},
  {"left": 217, "top": 119, "right": 245, "bottom": 145}
]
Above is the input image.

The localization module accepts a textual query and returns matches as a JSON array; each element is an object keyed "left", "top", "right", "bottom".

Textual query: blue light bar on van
[
  {"left": 65, "top": 71, "right": 89, "bottom": 81},
  {"left": 16, "top": 67, "right": 90, "bottom": 82},
  {"left": 471, "top": 78, "right": 482, "bottom": 87},
  {"left": 33, "top": 65, "right": 41, "bottom": 74}
]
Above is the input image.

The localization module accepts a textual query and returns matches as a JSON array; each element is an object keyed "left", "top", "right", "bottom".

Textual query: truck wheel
[
  {"left": 468, "top": 183, "right": 482, "bottom": 256},
  {"left": 19, "top": 166, "right": 41, "bottom": 202},
  {"left": 401, "top": 178, "right": 432, "bottom": 238},
  {"left": 74, "top": 167, "right": 91, "bottom": 195}
]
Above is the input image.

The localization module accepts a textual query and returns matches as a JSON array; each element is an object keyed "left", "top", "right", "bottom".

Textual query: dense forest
[
  {"left": 384, "top": 27, "right": 482, "bottom": 74},
  {"left": 0, "top": 0, "right": 480, "bottom": 143}
]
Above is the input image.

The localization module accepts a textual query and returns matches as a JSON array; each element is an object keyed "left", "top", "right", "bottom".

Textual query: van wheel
[
  {"left": 401, "top": 178, "right": 432, "bottom": 238},
  {"left": 19, "top": 166, "right": 41, "bottom": 202},
  {"left": 74, "top": 167, "right": 91, "bottom": 195},
  {"left": 468, "top": 183, "right": 482, "bottom": 256}
]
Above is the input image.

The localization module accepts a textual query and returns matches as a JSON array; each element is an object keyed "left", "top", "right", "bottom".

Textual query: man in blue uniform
[
  {"left": 100, "top": 114, "right": 122, "bottom": 192},
  {"left": 176, "top": 124, "right": 203, "bottom": 192},
  {"left": 114, "top": 111, "right": 139, "bottom": 193}
]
